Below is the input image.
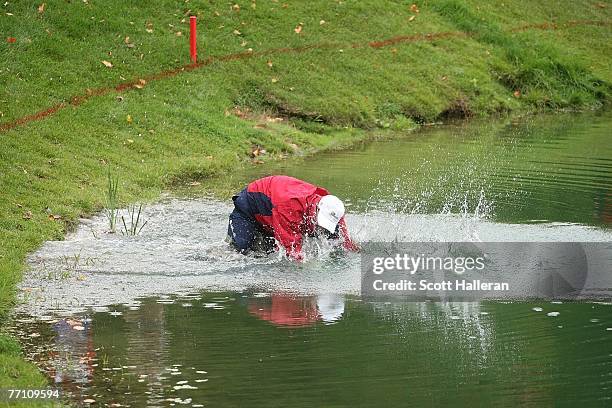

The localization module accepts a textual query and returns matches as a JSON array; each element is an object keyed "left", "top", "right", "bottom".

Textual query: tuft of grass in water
[
  {"left": 104, "top": 168, "right": 120, "bottom": 233},
  {"left": 121, "top": 204, "right": 148, "bottom": 236}
]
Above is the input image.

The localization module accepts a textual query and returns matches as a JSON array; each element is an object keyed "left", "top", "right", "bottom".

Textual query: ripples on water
[{"left": 11, "top": 111, "right": 612, "bottom": 407}]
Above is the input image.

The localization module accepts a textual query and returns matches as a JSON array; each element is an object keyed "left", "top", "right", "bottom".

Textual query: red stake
[{"left": 189, "top": 16, "right": 197, "bottom": 63}]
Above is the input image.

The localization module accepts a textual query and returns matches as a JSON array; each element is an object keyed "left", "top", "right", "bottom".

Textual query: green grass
[{"left": 0, "top": 0, "right": 610, "bottom": 395}]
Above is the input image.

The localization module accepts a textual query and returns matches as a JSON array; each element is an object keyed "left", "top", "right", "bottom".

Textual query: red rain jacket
[{"left": 246, "top": 176, "right": 355, "bottom": 259}]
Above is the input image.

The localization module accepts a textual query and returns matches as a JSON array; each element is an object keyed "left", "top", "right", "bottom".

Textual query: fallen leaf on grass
[
  {"left": 266, "top": 60, "right": 273, "bottom": 68},
  {"left": 188, "top": 181, "right": 201, "bottom": 186},
  {"left": 23, "top": 211, "right": 33, "bottom": 220},
  {"left": 127, "top": 114, "right": 133, "bottom": 123},
  {"left": 6, "top": 37, "right": 16, "bottom": 43},
  {"left": 294, "top": 24, "right": 303, "bottom": 34},
  {"left": 408, "top": 15, "right": 416, "bottom": 22},
  {"left": 410, "top": 4, "right": 419, "bottom": 13},
  {"left": 251, "top": 146, "right": 266, "bottom": 157},
  {"left": 175, "top": 31, "right": 182, "bottom": 36},
  {"left": 48, "top": 214, "right": 62, "bottom": 221},
  {"left": 271, "top": 77, "right": 278, "bottom": 83},
  {"left": 232, "top": 3, "right": 240, "bottom": 11},
  {"left": 513, "top": 90, "right": 521, "bottom": 97},
  {"left": 38, "top": 3, "right": 45, "bottom": 13},
  {"left": 233, "top": 29, "right": 242, "bottom": 35},
  {"left": 146, "top": 28, "right": 153, "bottom": 33},
  {"left": 133, "top": 78, "right": 146, "bottom": 89},
  {"left": 101, "top": 60, "right": 113, "bottom": 68}
]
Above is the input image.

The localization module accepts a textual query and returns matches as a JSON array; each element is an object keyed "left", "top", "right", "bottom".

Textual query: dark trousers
[{"left": 227, "top": 208, "right": 276, "bottom": 254}]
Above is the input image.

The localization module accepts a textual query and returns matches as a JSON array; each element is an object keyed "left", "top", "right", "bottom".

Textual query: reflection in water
[
  {"left": 248, "top": 293, "right": 345, "bottom": 327},
  {"left": 122, "top": 300, "right": 169, "bottom": 406},
  {"left": 49, "top": 318, "right": 95, "bottom": 393}
]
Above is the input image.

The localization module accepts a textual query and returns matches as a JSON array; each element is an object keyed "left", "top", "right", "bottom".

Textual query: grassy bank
[{"left": 0, "top": 0, "right": 611, "bottom": 394}]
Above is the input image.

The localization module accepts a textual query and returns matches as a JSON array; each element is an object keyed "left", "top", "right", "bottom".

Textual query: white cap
[{"left": 317, "top": 195, "right": 345, "bottom": 233}]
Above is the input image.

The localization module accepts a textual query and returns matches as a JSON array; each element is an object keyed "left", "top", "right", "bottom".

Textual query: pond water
[{"left": 10, "top": 111, "right": 612, "bottom": 407}]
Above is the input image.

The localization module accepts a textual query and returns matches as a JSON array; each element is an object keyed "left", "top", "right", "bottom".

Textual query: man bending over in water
[{"left": 228, "top": 175, "right": 359, "bottom": 261}]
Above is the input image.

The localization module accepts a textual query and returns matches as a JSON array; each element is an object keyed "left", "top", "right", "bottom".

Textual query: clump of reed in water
[
  {"left": 104, "top": 167, "right": 120, "bottom": 233},
  {"left": 121, "top": 204, "right": 148, "bottom": 236}
]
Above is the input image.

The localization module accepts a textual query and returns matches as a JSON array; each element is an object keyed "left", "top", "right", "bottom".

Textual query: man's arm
[
  {"left": 271, "top": 207, "right": 304, "bottom": 261},
  {"left": 338, "top": 217, "right": 360, "bottom": 252}
]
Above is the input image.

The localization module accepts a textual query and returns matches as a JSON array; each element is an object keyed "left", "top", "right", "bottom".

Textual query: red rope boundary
[{"left": 0, "top": 19, "right": 608, "bottom": 133}]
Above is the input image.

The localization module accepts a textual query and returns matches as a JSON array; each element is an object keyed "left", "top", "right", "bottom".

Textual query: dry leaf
[
  {"left": 320, "top": 20, "right": 326, "bottom": 25},
  {"left": 233, "top": 29, "right": 241, "bottom": 35},
  {"left": 175, "top": 31, "right": 182, "bottom": 36},
  {"left": 146, "top": 28, "right": 153, "bottom": 33},
  {"left": 188, "top": 181, "right": 201, "bottom": 186},
  {"left": 408, "top": 15, "right": 416, "bottom": 22},
  {"left": 38, "top": 3, "right": 45, "bottom": 13},
  {"left": 513, "top": 90, "right": 521, "bottom": 98},
  {"left": 23, "top": 211, "right": 33, "bottom": 220},
  {"left": 232, "top": 3, "right": 240, "bottom": 11},
  {"left": 6, "top": 37, "right": 16, "bottom": 43},
  {"left": 271, "top": 77, "right": 278, "bottom": 83},
  {"left": 126, "top": 114, "right": 133, "bottom": 123},
  {"left": 410, "top": 4, "right": 419, "bottom": 13},
  {"left": 266, "top": 60, "right": 273, "bottom": 68},
  {"left": 294, "top": 24, "right": 303, "bottom": 34},
  {"left": 124, "top": 36, "right": 130, "bottom": 44},
  {"left": 101, "top": 60, "right": 113, "bottom": 68}
]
